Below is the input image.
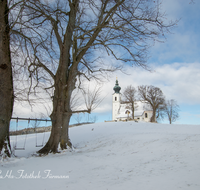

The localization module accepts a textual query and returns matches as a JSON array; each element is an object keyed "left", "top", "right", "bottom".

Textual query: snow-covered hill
[{"left": 1, "top": 121, "right": 200, "bottom": 190}]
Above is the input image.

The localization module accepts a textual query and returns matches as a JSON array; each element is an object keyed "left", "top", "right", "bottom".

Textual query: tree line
[
  {"left": 0, "top": 0, "right": 176, "bottom": 157},
  {"left": 123, "top": 85, "right": 180, "bottom": 124}
]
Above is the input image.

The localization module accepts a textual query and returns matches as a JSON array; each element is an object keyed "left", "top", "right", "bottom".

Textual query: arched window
[
  {"left": 115, "top": 97, "right": 117, "bottom": 101},
  {"left": 145, "top": 113, "right": 148, "bottom": 118},
  {"left": 125, "top": 110, "right": 130, "bottom": 115}
]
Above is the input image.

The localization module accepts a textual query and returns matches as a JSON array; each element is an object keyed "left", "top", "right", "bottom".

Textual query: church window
[
  {"left": 145, "top": 113, "right": 148, "bottom": 118},
  {"left": 115, "top": 97, "right": 117, "bottom": 101}
]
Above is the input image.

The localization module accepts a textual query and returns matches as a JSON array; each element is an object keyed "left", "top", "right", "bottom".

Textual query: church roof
[{"left": 113, "top": 79, "right": 121, "bottom": 93}]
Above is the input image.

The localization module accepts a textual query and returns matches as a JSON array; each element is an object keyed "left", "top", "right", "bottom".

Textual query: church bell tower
[{"left": 112, "top": 78, "right": 121, "bottom": 121}]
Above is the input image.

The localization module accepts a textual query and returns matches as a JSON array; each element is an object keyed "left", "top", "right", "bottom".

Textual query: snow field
[{"left": 1, "top": 121, "right": 200, "bottom": 190}]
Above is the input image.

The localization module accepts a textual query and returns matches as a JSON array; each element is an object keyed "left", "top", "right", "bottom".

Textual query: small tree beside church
[
  {"left": 123, "top": 85, "right": 138, "bottom": 120},
  {"left": 138, "top": 85, "right": 166, "bottom": 122}
]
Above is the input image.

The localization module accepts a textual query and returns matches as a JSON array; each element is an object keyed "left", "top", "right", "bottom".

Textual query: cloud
[
  {"left": 13, "top": 99, "right": 52, "bottom": 119},
  {"left": 96, "top": 62, "right": 200, "bottom": 114},
  {"left": 13, "top": 61, "right": 200, "bottom": 122},
  {"left": 152, "top": 63, "right": 200, "bottom": 104}
]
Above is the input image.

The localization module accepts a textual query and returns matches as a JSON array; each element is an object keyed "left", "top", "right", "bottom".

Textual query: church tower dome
[{"left": 113, "top": 79, "right": 121, "bottom": 93}]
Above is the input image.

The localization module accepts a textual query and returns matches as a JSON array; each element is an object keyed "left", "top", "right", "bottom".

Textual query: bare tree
[
  {"left": 138, "top": 85, "right": 165, "bottom": 122},
  {"left": 11, "top": 0, "right": 175, "bottom": 154},
  {"left": 0, "top": 0, "right": 14, "bottom": 158},
  {"left": 0, "top": 0, "right": 27, "bottom": 158},
  {"left": 82, "top": 86, "right": 103, "bottom": 113},
  {"left": 123, "top": 85, "right": 137, "bottom": 119},
  {"left": 71, "top": 84, "right": 102, "bottom": 121},
  {"left": 164, "top": 99, "right": 179, "bottom": 124}
]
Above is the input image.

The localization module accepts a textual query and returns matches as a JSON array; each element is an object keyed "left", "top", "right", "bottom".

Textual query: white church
[{"left": 112, "top": 79, "right": 153, "bottom": 122}]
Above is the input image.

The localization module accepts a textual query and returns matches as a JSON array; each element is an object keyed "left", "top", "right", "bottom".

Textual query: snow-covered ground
[{"left": 1, "top": 121, "right": 200, "bottom": 190}]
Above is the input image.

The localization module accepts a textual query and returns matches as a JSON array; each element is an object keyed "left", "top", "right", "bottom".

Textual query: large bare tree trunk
[
  {"left": 60, "top": 113, "right": 72, "bottom": 150},
  {"left": 38, "top": 1, "right": 78, "bottom": 154},
  {"left": 150, "top": 109, "right": 156, "bottom": 122},
  {"left": 37, "top": 64, "right": 77, "bottom": 154},
  {"left": 37, "top": 71, "right": 65, "bottom": 154},
  {"left": 37, "top": 55, "right": 67, "bottom": 154},
  {"left": 60, "top": 64, "right": 78, "bottom": 150},
  {"left": 0, "top": 0, "right": 14, "bottom": 157},
  {"left": 131, "top": 103, "right": 135, "bottom": 120}
]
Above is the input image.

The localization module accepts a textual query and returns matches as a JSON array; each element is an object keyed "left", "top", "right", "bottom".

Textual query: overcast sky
[{"left": 13, "top": 0, "right": 200, "bottom": 125}]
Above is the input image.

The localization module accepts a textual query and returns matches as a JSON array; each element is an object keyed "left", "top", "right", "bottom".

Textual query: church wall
[
  {"left": 141, "top": 111, "right": 153, "bottom": 122},
  {"left": 112, "top": 93, "right": 121, "bottom": 121},
  {"left": 112, "top": 79, "right": 153, "bottom": 122}
]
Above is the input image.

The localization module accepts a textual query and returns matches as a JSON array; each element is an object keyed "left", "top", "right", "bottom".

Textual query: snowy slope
[{"left": 1, "top": 121, "right": 200, "bottom": 190}]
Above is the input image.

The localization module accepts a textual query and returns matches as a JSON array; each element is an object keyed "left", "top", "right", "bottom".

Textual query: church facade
[{"left": 112, "top": 79, "right": 153, "bottom": 122}]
